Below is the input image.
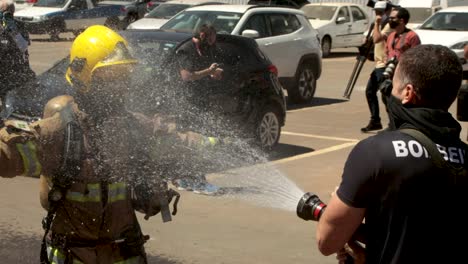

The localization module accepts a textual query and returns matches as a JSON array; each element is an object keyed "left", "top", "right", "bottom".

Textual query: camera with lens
[{"left": 383, "top": 57, "right": 398, "bottom": 80}]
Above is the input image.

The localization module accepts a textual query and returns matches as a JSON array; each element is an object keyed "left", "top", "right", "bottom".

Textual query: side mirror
[
  {"left": 336, "top": 17, "right": 346, "bottom": 24},
  {"left": 241, "top": 29, "right": 260, "bottom": 39},
  {"left": 68, "top": 4, "right": 79, "bottom": 10}
]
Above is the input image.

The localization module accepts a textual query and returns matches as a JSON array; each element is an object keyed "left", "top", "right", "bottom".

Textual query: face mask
[{"left": 389, "top": 20, "right": 400, "bottom": 29}]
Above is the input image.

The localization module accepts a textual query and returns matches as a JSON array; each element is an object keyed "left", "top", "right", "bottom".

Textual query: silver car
[{"left": 127, "top": 0, "right": 223, "bottom": 29}]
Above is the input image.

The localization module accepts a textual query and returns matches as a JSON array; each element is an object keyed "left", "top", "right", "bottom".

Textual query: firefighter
[{"left": 0, "top": 25, "right": 220, "bottom": 264}]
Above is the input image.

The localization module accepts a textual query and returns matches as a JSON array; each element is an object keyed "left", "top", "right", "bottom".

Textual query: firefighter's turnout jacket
[{"left": 0, "top": 95, "right": 219, "bottom": 264}]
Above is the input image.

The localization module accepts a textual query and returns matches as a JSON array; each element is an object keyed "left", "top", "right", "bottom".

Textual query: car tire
[
  {"left": 256, "top": 105, "right": 282, "bottom": 150},
  {"left": 48, "top": 19, "right": 64, "bottom": 41},
  {"left": 72, "top": 30, "right": 83, "bottom": 37},
  {"left": 288, "top": 63, "right": 316, "bottom": 104},
  {"left": 321, "top": 36, "right": 331, "bottom": 58}
]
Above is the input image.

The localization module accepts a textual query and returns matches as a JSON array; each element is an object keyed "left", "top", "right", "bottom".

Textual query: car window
[
  {"left": 161, "top": 10, "right": 242, "bottom": 34},
  {"left": 405, "top": 7, "right": 434, "bottom": 24},
  {"left": 146, "top": 4, "right": 192, "bottom": 19},
  {"left": 300, "top": 5, "right": 337, "bottom": 20},
  {"left": 34, "top": 0, "right": 67, "bottom": 8},
  {"left": 70, "top": 0, "right": 87, "bottom": 10},
  {"left": 337, "top": 6, "right": 351, "bottom": 23},
  {"left": 268, "top": 14, "right": 301, "bottom": 36},
  {"left": 350, "top": 6, "right": 366, "bottom": 21},
  {"left": 127, "top": 39, "right": 178, "bottom": 66},
  {"left": 241, "top": 14, "right": 270, "bottom": 38},
  {"left": 420, "top": 12, "right": 468, "bottom": 31}
]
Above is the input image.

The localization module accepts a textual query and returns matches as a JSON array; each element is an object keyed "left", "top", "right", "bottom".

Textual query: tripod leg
[
  {"left": 346, "top": 59, "right": 367, "bottom": 99},
  {"left": 344, "top": 57, "right": 366, "bottom": 99}
]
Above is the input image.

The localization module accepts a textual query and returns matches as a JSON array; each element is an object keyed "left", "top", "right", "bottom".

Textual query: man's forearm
[
  {"left": 372, "top": 23, "right": 383, "bottom": 43},
  {"left": 182, "top": 67, "right": 212, "bottom": 81}
]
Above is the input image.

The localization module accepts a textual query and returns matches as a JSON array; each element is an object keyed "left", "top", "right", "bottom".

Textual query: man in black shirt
[
  {"left": 178, "top": 24, "right": 223, "bottom": 82},
  {"left": 173, "top": 24, "right": 224, "bottom": 195},
  {"left": 316, "top": 45, "right": 468, "bottom": 263}
]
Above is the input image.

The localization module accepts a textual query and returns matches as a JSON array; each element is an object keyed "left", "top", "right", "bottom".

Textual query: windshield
[
  {"left": 420, "top": 12, "right": 468, "bottom": 31},
  {"left": 34, "top": 0, "right": 67, "bottom": 7},
  {"left": 405, "top": 7, "right": 432, "bottom": 23},
  {"left": 127, "top": 38, "right": 179, "bottom": 66},
  {"left": 300, "top": 5, "right": 337, "bottom": 20},
  {"left": 161, "top": 10, "right": 243, "bottom": 34},
  {"left": 146, "top": 3, "right": 191, "bottom": 19}
]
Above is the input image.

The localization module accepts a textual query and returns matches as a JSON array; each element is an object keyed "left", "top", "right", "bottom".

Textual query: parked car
[
  {"left": 415, "top": 7, "right": 468, "bottom": 56},
  {"left": 160, "top": 4, "right": 322, "bottom": 104},
  {"left": 14, "top": 0, "right": 126, "bottom": 40},
  {"left": 300, "top": 2, "right": 369, "bottom": 57},
  {"left": 98, "top": 0, "right": 150, "bottom": 26},
  {"left": 13, "top": 0, "right": 34, "bottom": 12},
  {"left": 146, "top": 0, "right": 168, "bottom": 12},
  {"left": 10, "top": 30, "right": 286, "bottom": 149},
  {"left": 127, "top": 0, "right": 222, "bottom": 30}
]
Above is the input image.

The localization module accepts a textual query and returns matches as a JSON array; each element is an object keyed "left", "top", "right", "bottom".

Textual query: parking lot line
[
  {"left": 272, "top": 141, "right": 358, "bottom": 165},
  {"left": 282, "top": 131, "right": 358, "bottom": 142}
]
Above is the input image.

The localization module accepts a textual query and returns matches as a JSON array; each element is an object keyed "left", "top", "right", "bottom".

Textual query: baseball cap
[{"left": 373, "top": 1, "right": 387, "bottom": 11}]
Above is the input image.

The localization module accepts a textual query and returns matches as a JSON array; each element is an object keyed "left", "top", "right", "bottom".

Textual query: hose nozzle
[{"left": 296, "top": 192, "right": 327, "bottom": 221}]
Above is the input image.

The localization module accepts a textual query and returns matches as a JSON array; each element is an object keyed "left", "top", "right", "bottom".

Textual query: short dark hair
[
  {"left": 397, "top": 45, "right": 462, "bottom": 110},
  {"left": 195, "top": 24, "right": 216, "bottom": 38},
  {"left": 395, "top": 7, "right": 410, "bottom": 24}
]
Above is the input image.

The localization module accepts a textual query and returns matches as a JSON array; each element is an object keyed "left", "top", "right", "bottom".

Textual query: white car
[
  {"left": 415, "top": 7, "right": 468, "bottom": 56},
  {"left": 127, "top": 0, "right": 221, "bottom": 29},
  {"left": 160, "top": 4, "right": 322, "bottom": 103},
  {"left": 13, "top": 0, "right": 34, "bottom": 12},
  {"left": 300, "top": 2, "right": 370, "bottom": 57}
]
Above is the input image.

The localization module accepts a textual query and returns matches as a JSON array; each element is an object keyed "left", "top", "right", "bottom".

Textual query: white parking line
[
  {"left": 282, "top": 131, "right": 358, "bottom": 142},
  {"left": 272, "top": 141, "right": 358, "bottom": 165}
]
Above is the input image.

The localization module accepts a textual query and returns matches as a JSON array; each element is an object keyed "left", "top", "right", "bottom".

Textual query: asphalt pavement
[{"left": 1, "top": 34, "right": 467, "bottom": 264}]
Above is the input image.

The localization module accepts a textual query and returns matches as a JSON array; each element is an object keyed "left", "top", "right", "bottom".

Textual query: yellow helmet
[{"left": 65, "top": 25, "right": 137, "bottom": 93}]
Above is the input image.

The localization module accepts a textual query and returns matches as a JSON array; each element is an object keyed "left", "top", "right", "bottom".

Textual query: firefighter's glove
[
  {"left": 144, "top": 189, "right": 180, "bottom": 222},
  {"left": 0, "top": 120, "right": 38, "bottom": 144}
]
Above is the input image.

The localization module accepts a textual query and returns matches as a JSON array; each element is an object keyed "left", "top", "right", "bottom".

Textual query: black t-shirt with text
[{"left": 338, "top": 130, "right": 468, "bottom": 263}]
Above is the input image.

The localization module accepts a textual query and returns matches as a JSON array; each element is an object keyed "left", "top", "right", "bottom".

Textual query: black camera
[
  {"left": 296, "top": 192, "right": 327, "bottom": 221},
  {"left": 383, "top": 57, "right": 398, "bottom": 80}
]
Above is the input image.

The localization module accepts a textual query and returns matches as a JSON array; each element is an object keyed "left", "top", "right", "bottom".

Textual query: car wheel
[
  {"left": 288, "top": 64, "right": 316, "bottom": 104},
  {"left": 321, "top": 36, "right": 331, "bottom": 58},
  {"left": 256, "top": 105, "right": 282, "bottom": 150},
  {"left": 72, "top": 30, "right": 83, "bottom": 37},
  {"left": 49, "top": 30, "right": 60, "bottom": 41},
  {"left": 48, "top": 19, "right": 64, "bottom": 41}
]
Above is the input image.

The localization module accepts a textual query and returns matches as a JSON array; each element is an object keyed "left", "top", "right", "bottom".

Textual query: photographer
[
  {"left": 174, "top": 24, "right": 223, "bottom": 195},
  {"left": 177, "top": 24, "right": 223, "bottom": 82},
  {"left": 384, "top": 7, "right": 420, "bottom": 64},
  {"left": 316, "top": 45, "right": 467, "bottom": 263},
  {"left": 361, "top": 1, "right": 394, "bottom": 132}
]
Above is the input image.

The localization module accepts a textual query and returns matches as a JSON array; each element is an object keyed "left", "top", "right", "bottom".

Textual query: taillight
[
  {"left": 147, "top": 2, "right": 154, "bottom": 8},
  {"left": 268, "top": 65, "right": 278, "bottom": 76},
  {"left": 120, "top": 6, "right": 127, "bottom": 12},
  {"left": 26, "top": 0, "right": 37, "bottom": 3}
]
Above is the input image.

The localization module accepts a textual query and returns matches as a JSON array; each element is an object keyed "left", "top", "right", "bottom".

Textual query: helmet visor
[{"left": 92, "top": 41, "right": 138, "bottom": 74}]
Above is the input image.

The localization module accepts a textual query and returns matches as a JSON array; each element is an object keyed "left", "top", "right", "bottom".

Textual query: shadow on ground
[
  {"left": 268, "top": 143, "right": 314, "bottom": 161},
  {"left": 0, "top": 228, "right": 181, "bottom": 264},
  {"left": 324, "top": 51, "right": 359, "bottom": 59},
  {"left": 31, "top": 37, "right": 74, "bottom": 43},
  {"left": 287, "top": 96, "right": 348, "bottom": 110}
]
